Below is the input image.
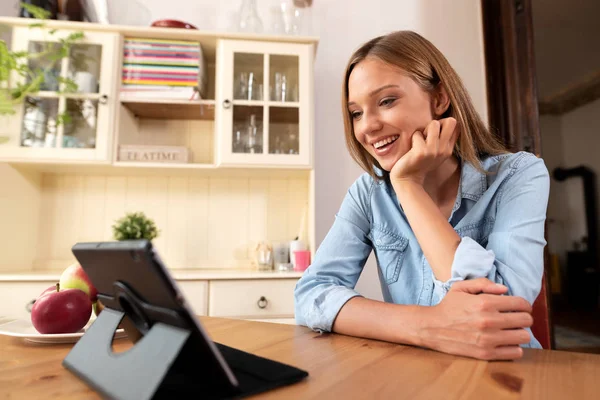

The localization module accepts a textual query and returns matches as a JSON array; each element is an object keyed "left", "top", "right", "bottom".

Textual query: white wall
[
  {"left": 1, "top": 0, "right": 490, "bottom": 301},
  {"left": 541, "top": 98, "right": 600, "bottom": 269},
  {"left": 0, "top": 1, "right": 18, "bottom": 17}
]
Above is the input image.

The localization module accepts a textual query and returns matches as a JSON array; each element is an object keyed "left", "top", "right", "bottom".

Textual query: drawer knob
[{"left": 257, "top": 296, "right": 268, "bottom": 309}]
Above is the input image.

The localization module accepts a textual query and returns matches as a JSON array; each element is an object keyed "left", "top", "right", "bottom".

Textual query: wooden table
[{"left": 1, "top": 317, "right": 600, "bottom": 399}]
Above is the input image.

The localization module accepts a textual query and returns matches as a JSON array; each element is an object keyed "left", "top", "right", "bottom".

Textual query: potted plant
[{"left": 112, "top": 211, "right": 160, "bottom": 241}]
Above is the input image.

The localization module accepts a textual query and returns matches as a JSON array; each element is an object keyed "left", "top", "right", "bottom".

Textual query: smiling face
[{"left": 347, "top": 57, "right": 437, "bottom": 172}]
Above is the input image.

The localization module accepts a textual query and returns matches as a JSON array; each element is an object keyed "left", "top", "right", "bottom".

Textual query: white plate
[{"left": 0, "top": 318, "right": 127, "bottom": 344}]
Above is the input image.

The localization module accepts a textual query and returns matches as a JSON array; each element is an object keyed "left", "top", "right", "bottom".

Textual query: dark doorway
[{"left": 481, "top": 0, "right": 600, "bottom": 353}]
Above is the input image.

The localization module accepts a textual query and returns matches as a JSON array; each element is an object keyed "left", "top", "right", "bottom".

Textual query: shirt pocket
[{"left": 368, "top": 228, "right": 409, "bottom": 285}]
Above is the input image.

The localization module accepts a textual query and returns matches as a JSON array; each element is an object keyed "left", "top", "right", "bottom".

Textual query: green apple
[{"left": 59, "top": 263, "right": 98, "bottom": 302}]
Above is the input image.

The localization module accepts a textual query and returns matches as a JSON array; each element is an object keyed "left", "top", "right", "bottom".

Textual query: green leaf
[
  {"left": 57, "top": 112, "right": 72, "bottom": 126},
  {"left": 20, "top": 3, "right": 51, "bottom": 20},
  {"left": 9, "top": 51, "right": 29, "bottom": 59},
  {"left": 28, "top": 23, "right": 45, "bottom": 29},
  {"left": 58, "top": 77, "right": 78, "bottom": 93},
  {"left": 65, "top": 32, "right": 85, "bottom": 42},
  {"left": 0, "top": 89, "right": 15, "bottom": 116}
]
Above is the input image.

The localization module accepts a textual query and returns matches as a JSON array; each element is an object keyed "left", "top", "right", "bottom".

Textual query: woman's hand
[
  {"left": 420, "top": 278, "right": 534, "bottom": 360},
  {"left": 390, "top": 118, "right": 459, "bottom": 187}
]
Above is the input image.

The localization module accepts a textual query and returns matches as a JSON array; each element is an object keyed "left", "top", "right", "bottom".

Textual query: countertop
[{"left": 0, "top": 269, "right": 304, "bottom": 282}]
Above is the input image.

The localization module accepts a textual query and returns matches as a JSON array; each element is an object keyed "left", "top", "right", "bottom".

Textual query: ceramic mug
[{"left": 74, "top": 71, "right": 98, "bottom": 93}]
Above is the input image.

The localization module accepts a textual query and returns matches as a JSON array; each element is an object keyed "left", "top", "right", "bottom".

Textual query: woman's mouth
[{"left": 372, "top": 135, "right": 399, "bottom": 156}]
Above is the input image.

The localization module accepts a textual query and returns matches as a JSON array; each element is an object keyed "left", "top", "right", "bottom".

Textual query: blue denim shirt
[{"left": 295, "top": 151, "right": 550, "bottom": 348}]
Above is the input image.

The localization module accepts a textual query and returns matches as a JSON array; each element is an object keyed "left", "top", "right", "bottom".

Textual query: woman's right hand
[{"left": 421, "top": 278, "right": 534, "bottom": 360}]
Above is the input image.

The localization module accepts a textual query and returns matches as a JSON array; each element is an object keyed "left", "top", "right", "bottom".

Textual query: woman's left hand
[{"left": 390, "top": 117, "right": 459, "bottom": 187}]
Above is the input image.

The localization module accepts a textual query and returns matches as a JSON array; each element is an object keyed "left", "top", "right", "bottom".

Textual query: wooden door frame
[
  {"left": 480, "top": 0, "right": 554, "bottom": 349},
  {"left": 481, "top": 0, "right": 541, "bottom": 155}
]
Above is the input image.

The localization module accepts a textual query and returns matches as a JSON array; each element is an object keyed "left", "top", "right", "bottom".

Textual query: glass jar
[{"left": 238, "top": 0, "right": 264, "bottom": 33}]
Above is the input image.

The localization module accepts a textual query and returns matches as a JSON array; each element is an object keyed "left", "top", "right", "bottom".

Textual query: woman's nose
[{"left": 358, "top": 111, "right": 383, "bottom": 136}]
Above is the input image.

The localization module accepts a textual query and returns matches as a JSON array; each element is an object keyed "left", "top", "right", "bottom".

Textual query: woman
[{"left": 294, "top": 31, "right": 550, "bottom": 360}]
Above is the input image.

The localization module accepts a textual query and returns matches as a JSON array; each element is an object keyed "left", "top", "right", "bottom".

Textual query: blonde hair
[{"left": 342, "top": 31, "right": 507, "bottom": 180}]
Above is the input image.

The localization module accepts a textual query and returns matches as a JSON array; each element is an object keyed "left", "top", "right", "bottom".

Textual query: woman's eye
[
  {"left": 379, "top": 97, "right": 396, "bottom": 107},
  {"left": 350, "top": 111, "right": 362, "bottom": 120}
]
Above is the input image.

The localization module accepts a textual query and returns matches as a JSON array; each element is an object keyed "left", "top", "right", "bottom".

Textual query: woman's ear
[{"left": 432, "top": 83, "right": 451, "bottom": 118}]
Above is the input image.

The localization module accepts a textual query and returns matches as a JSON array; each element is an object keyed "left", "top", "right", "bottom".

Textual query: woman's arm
[
  {"left": 333, "top": 278, "right": 533, "bottom": 360},
  {"left": 389, "top": 118, "right": 461, "bottom": 282},
  {"left": 396, "top": 151, "right": 550, "bottom": 306},
  {"left": 393, "top": 180, "right": 460, "bottom": 281},
  {"left": 389, "top": 119, "right": 549, "bottom": 307},
  {"left": 463, "top": 154, "right": 550, "bottom": 305},
  {"left": 294, "top": 176, "right": 373, "bottom": 331},
  {"left": 295, "top": 174, "right": 534, "bottom": 360}
]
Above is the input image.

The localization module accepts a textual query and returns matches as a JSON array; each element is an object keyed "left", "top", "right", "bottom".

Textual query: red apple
[
  {"left": 59, "top": 263, "right": 98, "bottom": 302},
  {"left": 31, "top": 284, "right": 92, "bottom": 334},
  {"left": 37, "top": 284, "right": 59, "bottom": 299}
]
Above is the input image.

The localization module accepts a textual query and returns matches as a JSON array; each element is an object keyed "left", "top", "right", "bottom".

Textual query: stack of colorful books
[{"left": 120, "top": 37, "right": 207, "bottom": 100}]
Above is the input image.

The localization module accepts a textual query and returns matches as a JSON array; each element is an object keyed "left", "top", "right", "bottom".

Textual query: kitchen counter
[{"left": 0, "top": 269, "right": 305, "bottom": 282}]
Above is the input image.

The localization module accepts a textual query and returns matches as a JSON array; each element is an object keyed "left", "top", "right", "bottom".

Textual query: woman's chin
[{"left": 375, "top": 157, "right": 400, "bottom": 173}]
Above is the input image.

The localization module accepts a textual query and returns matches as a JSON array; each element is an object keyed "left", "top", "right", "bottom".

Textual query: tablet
[{"left": 71, "top": 239, "right": 308, "bottom": 398}]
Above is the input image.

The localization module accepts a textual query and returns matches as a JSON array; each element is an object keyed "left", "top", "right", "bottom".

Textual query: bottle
[{"left": 238, "top": 0, "right": 263, "bottom": 33}]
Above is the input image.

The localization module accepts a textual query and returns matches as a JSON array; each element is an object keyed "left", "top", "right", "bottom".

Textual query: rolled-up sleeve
[
  {"left": 431, "top": 155, "right": 550, "bottom": 306},
  {"left": 294, "top": 177, "right": 373, "bottom": 332}
]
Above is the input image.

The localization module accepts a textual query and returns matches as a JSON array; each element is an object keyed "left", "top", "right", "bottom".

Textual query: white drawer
[
  {"left": 0, "top": 281, "right": 57, "bottom": 319},
  {"left": 208, "top": 279, "right": 297, "bottom": 318},
  {"left": 176, "top": 280, "right": 208, "bottom": 316}
]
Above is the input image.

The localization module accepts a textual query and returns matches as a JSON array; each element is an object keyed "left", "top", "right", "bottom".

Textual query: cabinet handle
[
  {"left": 257, "top": 296, "right": 268, "bottom": 309},
  {"left": 99, "top": 94, "right": 108, "bottom": 104},
  {"left": 222, "top": 99, "right": 232, "bottom": 109},
  {"left": 26, "top": 299, "right": 35, "bottom": 313}
]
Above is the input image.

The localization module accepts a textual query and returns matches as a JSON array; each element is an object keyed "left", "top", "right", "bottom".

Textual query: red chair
[{"left": 531, "top": 275, "right": 552, "bottom": 349}]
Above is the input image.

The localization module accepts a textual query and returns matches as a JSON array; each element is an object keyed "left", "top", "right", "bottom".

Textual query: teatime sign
[{"left": 118, "top": 145, "right": 190, "bottom": 163}]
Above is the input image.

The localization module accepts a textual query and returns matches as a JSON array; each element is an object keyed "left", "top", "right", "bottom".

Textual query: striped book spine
[{"left": 122, "top": 38, "right": 200, "bottom": 89}]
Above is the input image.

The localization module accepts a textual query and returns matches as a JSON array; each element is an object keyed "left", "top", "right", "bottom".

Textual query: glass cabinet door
[
  {"left": 217, "top": 40, "right": 312, "bottom": 167},
  {"left": 0, "top": 27, "right": 117, "bottom": 162}
]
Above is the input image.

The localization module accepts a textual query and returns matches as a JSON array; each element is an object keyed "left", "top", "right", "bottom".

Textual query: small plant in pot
[{"left": 111, "top": 211, "right": 160, "bottom": 242}]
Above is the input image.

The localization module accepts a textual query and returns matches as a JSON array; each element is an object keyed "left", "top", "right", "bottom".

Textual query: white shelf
[
  {"left": 120, "top": 99, "right": 215, "bottom": 120},
  {"left": 120, "top": 98, "right": 215, "bottom": 106}
]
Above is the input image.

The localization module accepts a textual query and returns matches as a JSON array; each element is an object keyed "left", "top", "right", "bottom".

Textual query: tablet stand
[{"left": 62, "top": 284, "right": 239, "bottom": 400}]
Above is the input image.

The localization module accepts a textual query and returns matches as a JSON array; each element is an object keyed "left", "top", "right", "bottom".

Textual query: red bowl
[{"left": 151, "top": 19, "right": 198, "bottom": 30}]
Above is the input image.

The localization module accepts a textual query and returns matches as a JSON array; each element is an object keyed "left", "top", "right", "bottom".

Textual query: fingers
[
  {"left": 424, "top": 120, "right": 440, "bottom": 150},
  {"left": 476, "top": 311, "right": 533, "bottom": 330},
  {"left": 479, "top": 294, "right": 533, "bottom": 313},
  {"left": 440, "top": 117, "right": 458, "bottom": 152},
  {"left": 481, "top": 345, "right": 524, "bottom": 361},
  {"left": 484, "top": 329, "right": 531, "bottom": 348},
  {"left": 450, "top": 278, "right": 508, "bottom": 295},
  {"left": 411, "top": 130, "right": 426, "bottom": 149}
]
